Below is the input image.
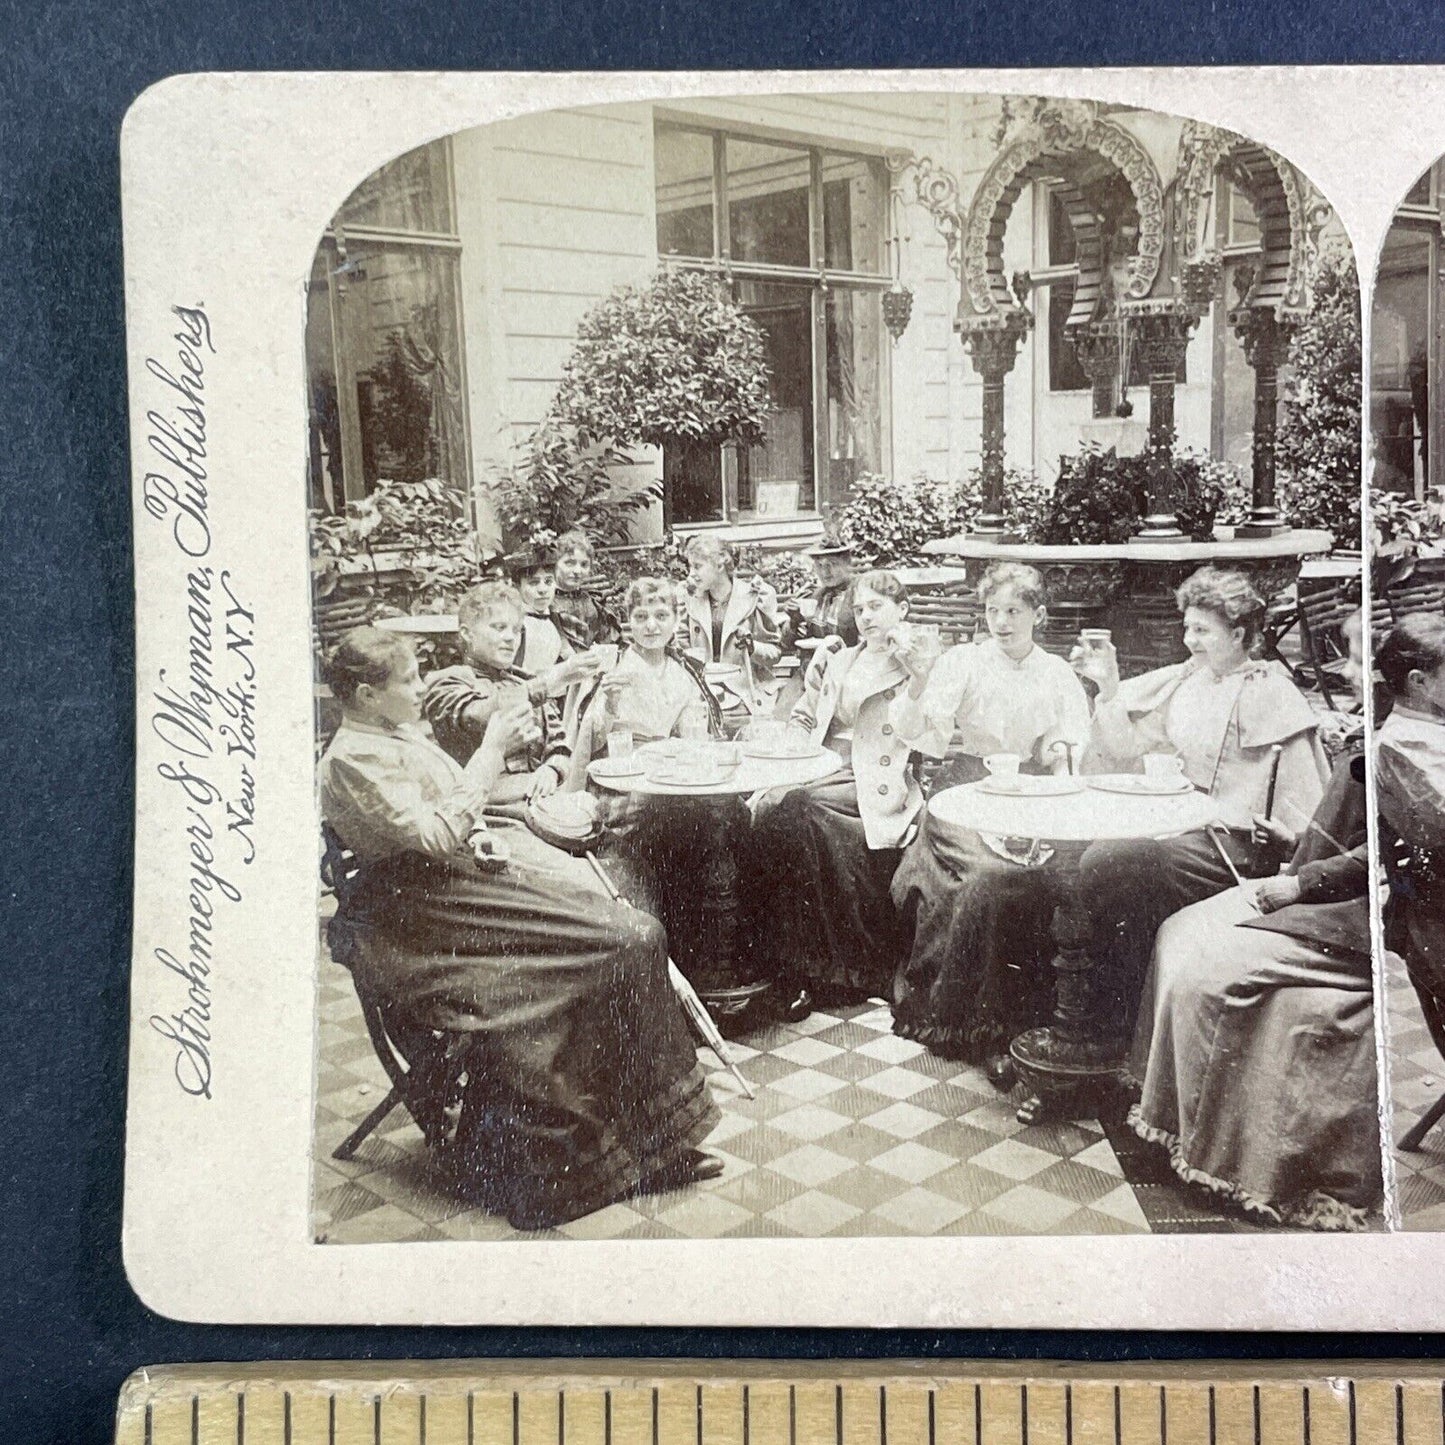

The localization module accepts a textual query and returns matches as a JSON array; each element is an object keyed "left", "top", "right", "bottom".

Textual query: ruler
[{"left": 115, "top": 1363, "right": 1445, "bottom": 1445}]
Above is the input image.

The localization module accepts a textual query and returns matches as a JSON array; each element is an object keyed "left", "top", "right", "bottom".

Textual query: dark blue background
[{"left": 4, "top": 4, "right": 1443, "bottom": 1441}]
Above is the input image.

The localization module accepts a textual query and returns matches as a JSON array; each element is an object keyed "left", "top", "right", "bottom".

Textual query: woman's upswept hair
[
  {"left": 1378, "top": 613, "right": 1445, "bottom": 697},
  {"left": 323, "top": 626, "right": 415, "bottom": 702},
  {"left": 458, "top": 579, "right": 524, "bottom": 629},
  {"left": 554, "top": 529, "right": 595, "bottom": 564},
  {"left": 979, "top": 561, "right": 1046, "bottom": 610},
  {"left": 624, "top": 576, "right": 680, "bottom": 615},
  {"left": 1175, "top": 566, "right": 1266, "bottom": 650},
  {"left": 684, "top": 533, "right": 736, "bottom": 575},
  {"left": 850, "top": 568, "right": 909, "bottom": 609}
]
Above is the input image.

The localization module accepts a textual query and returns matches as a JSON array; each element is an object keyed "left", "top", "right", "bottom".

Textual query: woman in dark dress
[{"left": 318, "top": 626, "right": 720, "bottom": 1231}]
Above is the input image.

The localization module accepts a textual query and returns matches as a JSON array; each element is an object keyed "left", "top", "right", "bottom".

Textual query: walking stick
[{"left": 584, "top": 851, "right": 756, "bottom": 1099}]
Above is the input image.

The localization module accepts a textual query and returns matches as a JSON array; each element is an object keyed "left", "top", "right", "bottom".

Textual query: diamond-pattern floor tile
[{"left": 312, "top": 948, "right": 1250, "bottom": 1241}]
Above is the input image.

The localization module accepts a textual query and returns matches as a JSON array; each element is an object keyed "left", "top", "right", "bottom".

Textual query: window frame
[
  {"left": 308, "top": 138, "right": 473, "bottom": 516},
  {"left": 653, "top": 115, "right": 892, "bottom": 529}
]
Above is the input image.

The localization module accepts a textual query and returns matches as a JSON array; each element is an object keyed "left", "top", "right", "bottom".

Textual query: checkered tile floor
[
  {"left": 1384, "top": 950, "right": 1445, "bottom": 1231},
  {"left": 313, "top": 939, "right": 1258, "bottom": 1243}
]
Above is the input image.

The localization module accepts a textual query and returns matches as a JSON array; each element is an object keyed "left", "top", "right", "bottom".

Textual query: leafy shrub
[
  {"left": 1370, "top": 486, "right": 1444, "bottom": 559},
  {"left": 552, "top": 268, "right": 773, "bottom": 451},
  {"left": 483, "top": 417, "right": 659, "bottom": 552},
  {"left": 837, "top": 473, "right": 977, "bottom": 566},
  {"left": 1276, "top": 248, "right": 1363, "bottom": 545}
]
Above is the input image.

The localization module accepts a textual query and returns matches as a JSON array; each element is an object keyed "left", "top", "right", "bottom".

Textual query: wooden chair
[
  {"left": 1292, "top": 577, "right": 1361, "bottom": 710},
  {"left": 320, "top": 825, "right": 470, "bottom": 1162},
  {"left": 905, "top": 589, "right": 981, "bottom": 646}
]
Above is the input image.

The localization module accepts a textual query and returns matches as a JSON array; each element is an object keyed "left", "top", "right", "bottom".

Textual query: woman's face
[
  {"left": 517, "top": 569, "right": 557, "bottom": 615},
  {"left": 1182, "top": 605, "right": 1247, "bottom": 673},
  {"left": 463, "top": 606, "right": 522, "bottom": 670},
  {"left": 628, "top": 599, "right": 678, "bottom": 653},
  {"left": 1410, "top": 659, "right": 1445, "bottom": 714},
  {"left": 687, "top": 553, "right": 726, "bottom": 595},
  {"left": 359, "top": 652, "right": 424, "bottom": 728},
  {"left": 813, "top": 556, "right": 851, "bottom": 589},
  {"left": 984, "top": 586, "right": 1044, "bottom": 659},
  {"left": 554, "top": 550, "right": 591, "bottom": 590},
  {"left": 854, "top": 584, "right": 906, "bottom": 646}
]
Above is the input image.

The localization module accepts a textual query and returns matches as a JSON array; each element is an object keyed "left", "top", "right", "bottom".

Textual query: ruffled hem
[
  {"left": 1127, "top": 1104, "right": 1371, "bottom": 1233},
  {"left": 891, "top": 1007, "right": 1009, "bottom": 1062}
]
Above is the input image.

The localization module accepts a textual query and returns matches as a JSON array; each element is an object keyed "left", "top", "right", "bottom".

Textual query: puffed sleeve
[
  {"left": 423, "top": 666, "right": 504, "bottom": 763},
  {"left": 890, "top": 645, "right": 978, "bottom": 760},
  {"left": 1376, "top": 729, "right": 1445, "bottom": 849},
  {"left": 320, "top": 748, "right": 498, "bottom": 860},
  {"left": 748, "top": 580, "right": 782, "bottom": 670}
]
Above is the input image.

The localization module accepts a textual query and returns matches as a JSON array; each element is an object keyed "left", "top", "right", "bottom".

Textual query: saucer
[{"left": 1088, "top": 776, "right": 1194, "bottom": 796}]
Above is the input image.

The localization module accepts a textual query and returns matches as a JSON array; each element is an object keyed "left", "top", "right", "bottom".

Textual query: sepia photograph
[
  {"left": 1367, "top": 159, "right": 1445, "bottom": 1231},
  {"left": 302, "top": 87, "right": 1382, "bottom": 1246}
]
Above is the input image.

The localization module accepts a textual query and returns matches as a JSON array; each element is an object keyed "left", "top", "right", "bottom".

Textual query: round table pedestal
[{"left": 1010, "top": 873, "right": 1129, "bottom": 1123}]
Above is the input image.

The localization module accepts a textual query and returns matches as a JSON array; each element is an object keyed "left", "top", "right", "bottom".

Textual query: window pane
[
  {"left": 825, "top": 288, "right": 883, "bottom": 508},
  {"left": 334, "top": 142, "right": 453, "bottom": 234},
  {"left": 822, "top": 152, "right": 886, "bottom": 273},
  {"left": 1229, "top": 183, "right": 1260, "bottom": 249},
  {"left": 1047, "top": 281, "right": 1088, "bottom": 391},
  {"left": 655, "top": 126, "right": 716, "bottom": 259},
  {"left": 1047, "top": 188, "right": 1078, "bottom": 268},
  {"left": 1217, "top": 257, "right": 1259, "bottom": 472},
  {"left": 1372, "top": 225, "right": 1432, "bottom": 495},
  {"left": 736, "top": 280, "right": 815, "bottom": 510},
  {"left": 334, "top": 245, "right": 467, "bottom": 492},
  {"left": 726, "top": 138, "right": 811, "bottom": 267},
  {"left": 306, "top": 249, "right": 344, "bottom": 513},
  {"left": 1405, "top": 167, "right": 1432, "bottom": 208},
  {"left": 664, "top": 440, "right": 725, "bottom": 525}
]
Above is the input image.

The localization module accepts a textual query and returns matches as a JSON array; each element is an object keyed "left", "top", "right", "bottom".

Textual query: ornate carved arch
[
  {"left": 960, "top": 101, "right": 1167, "bottom": 330},
  {"left": 1173, "top": 120, "right": 1324, "bottom": 315}
]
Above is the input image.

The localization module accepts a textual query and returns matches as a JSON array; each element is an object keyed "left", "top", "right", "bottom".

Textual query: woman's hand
[
  {"left": 1069, "top": 637, "right": 1121, "bottom": 701},
  {"left": 526, "top": 761, "right": 563, "bottom": 803},
  {"left": 889, "top": 624, "right": 942, "bottom": 682},
  {"left": 1251, "top": 814, "right": 1299, "bottom": 857},
  {"left": 1254, "top": 874, "right": 1303, "bottom": 913},
  {"left": 482, "top": 699, "right": 540, "bottom": 759},
  {"left": 544, "top": 650, "right": 604, "bottom": 692}
]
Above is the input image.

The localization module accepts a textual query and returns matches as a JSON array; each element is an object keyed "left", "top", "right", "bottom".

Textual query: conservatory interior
[{"left": 309, "top": 96, "right": 1389, "bottom": 1245}]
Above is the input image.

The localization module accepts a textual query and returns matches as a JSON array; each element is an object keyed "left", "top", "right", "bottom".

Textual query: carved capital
[{"left": 1229, "top": 306, "right": 1297, "bottom": 371}]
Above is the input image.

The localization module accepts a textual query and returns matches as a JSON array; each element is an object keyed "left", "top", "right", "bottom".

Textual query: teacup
[
  {"left": 1079, "top": 628, "right": 1112, "bottom": 652},
  {"left": 983, "top": 752, "right": 1022, "bottom": 779},
  {"left": 1143, "top": 752, "right": 1186, "bottom": 784},
  {"left": 592, "top": 643, "right": 621, "bottom": 671}
]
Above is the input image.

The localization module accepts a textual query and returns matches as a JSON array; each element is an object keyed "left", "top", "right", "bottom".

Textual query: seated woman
[
  {"left": 1374, "top": 613, "right": 1445, "bottom": 1012},
  {"left": 1130, "top": 610, "right": 1381, "bottom": 1231},
  {"left": 682, "top": 534, "right": 782, "bottom": 680},
  {"left": 1071, "top": 565, "right": 1328, "bottom": 1040},
  {"left": 317, "top": 626, "right": 720, "bottom": 1232},
  {"left": 889, "top": 563, "right": 1092, "bottom": 1082},
  {"left": 566, "top": 578, "right": 738, "bottom": 986},
  {"left": 552, "top": 529, "right": 621, "bottom": 648},
  {"left": 744, "top": 570, "right": 922, "bottom": 1015},
  {"left": 424, "top": 579, "right": 600, "bottom": 810}
]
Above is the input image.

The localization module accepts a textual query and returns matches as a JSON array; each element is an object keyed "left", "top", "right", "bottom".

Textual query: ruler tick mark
[
  {"left": 790, "top": 1386, "right": 797, "bottom": 1445},
  {"left": 421, "top": 1394, "right": 427, "bottom": 1445},
  {"left": 880, "top": 1385, "right": 887, "bottom": 1445},
  {"left": 607, "top": 1390, "right": 613, "bottom": 1445},
  {"left": 1158, "top": 1385, "right": 1165, "bottom": 1445},
  {"left": 1114, "top": 1386, "right": 1121, "bottom": 1445},
  {"left": 193, "top": 1394, "right": 200, "bottom": 1445},
  {"left": 975, "top": 1384, "right": 983, "bottom": 1445},
  {"left": 1066, "top": 1385, "right": 1073, "bottom": 1445},
  {"left": 560, "top": 1389, "right": 566, "bottom": 1445},
  {"left": 1397, "top": 1384, "right": 1405, "bottom": 1445},
  {"left": 1022, "top": 1384, "right": 1029, "bottom": 1445},
  {"left": 1254, "top": 1387, "right": 1262, "bottom": 1445},
  {"left": 373, "top": 1393, "right": 381, "bottom": 1445},
  {"left": 284, "top": 1394, "right": 292, "bottom": 1445},
  {"left": 238, "top": 1390, "right": 245, "bottom": 1445},
  {"left": 515, "top": 1391, "right": 522, "bottom": 1445},
  {"left": 744, "top": 1385, "right": 751, "bottom": 1445},
  {"left": 145, "top": 1403, "right": 153, "bottom": 1445},
  {"left": 837, "top": 1384, "right": 844, "bottom": 1445},
  {"left": 1208, "top": 1387, "right": 1215, "bottom": 1445},
  {"left": 1350, "top": 1382, "right": 1358, "bottom": 1445},
  {"left": 654, "top": 1388, "right": 661, "bottom": 1445},
  {"left": 329, "top": 1393, "right": 337, "bottom": 1445},
  {"left": 698, "top": 1384, "right": 705, "bottom": 1445},
  {"left": 1305, "top": 1387, "right": 1312, "bottom": 1445},
  {"left": 927, "top": 1389, "right": 936, "bottom": 1445}
]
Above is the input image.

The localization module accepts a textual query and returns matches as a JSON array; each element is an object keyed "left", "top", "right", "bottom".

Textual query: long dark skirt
[
  {"left": 744, "top": 773, "right": 903, "bottom": 997},
  {"left": 597, "top": 793, "right": 751, "bottom": 992},
  {"left": 332, "top": 827, "right": 717, "bottom": 1227},
  {"left": 1131, "top": 887, "right": 1381, "bottom": 1230},
  {"left": 890, "top": 809, "right": 1069, "bottom": 1061}
]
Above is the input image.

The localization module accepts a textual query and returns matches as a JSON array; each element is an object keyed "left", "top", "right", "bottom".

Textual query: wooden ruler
[{"left": 115, "top": 1363, "right": 1445, "bottom": 1445}]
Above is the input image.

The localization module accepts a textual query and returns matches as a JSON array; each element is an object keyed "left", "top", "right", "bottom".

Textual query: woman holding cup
[
  {"left": 742, "top": 570, "right": 924, "bottom": 1018},
  {"left": 889, "top": 563, "right": 1092, "bottom": 1083},
  {"left": 1071, "top": 565, "right": 1328, "bottom": 1041}
]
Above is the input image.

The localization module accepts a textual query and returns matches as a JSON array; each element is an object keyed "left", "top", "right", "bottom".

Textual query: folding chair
[
  {"left": 320, "top": 825, "right": 470, "bottom": 1162},
  {"left": 1293, "top": 577, "right": 1362, "bottom": 711}
]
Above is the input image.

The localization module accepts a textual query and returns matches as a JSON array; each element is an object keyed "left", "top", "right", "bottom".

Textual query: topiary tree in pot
[{"left": 550, "top": 267, "right": 774, "bottom": 527}]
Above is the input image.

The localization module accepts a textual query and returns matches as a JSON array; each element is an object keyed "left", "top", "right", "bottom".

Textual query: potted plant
[{"left": 550, "top": 267, "right": 773, "bottom": 523}]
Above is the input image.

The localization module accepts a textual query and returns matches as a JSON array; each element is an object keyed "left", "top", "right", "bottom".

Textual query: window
[
  {"left": 1372, "top": 221, "right": 1434, "bottom": 498},
  {"left": 1031, "top": 180, "right": 1159, "bottom": 399},
  {"left": 1211, "top": 178, "right": 1264, "bottom": 468},
  {"left": 653, "top": 120, "right": 889, "bottom": 526},
  {"left": 306, "top": 141, "right": 469, "bottom": 514}
]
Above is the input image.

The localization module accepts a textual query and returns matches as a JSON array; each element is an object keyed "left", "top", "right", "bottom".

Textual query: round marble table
[
  {"left": 929, "top": 776, "right": 1221, "bottom": 1122},
  {"left": 590, "top": 740, "right": 842, "bottom": 1023}
]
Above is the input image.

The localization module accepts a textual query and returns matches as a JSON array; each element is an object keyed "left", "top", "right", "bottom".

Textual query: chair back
[{"left": 905, "top": 589, "right": 981, "bottom": 646}]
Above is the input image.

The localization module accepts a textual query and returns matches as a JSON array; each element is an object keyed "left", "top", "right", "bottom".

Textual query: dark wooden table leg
[
  {"left": 1009, "top": 863, "right": 1127, "bottom": 1123},
  {"left": 693, "top": 796, "right": 771, "bottom": 1030}
]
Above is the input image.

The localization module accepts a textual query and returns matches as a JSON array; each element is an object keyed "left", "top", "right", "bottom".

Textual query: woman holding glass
[
  {"left": 889, "top": 563, "right": 1092, "bottom": 1081},
  {"left": 1071, "top": 565, "right": 1328, "bottom": 1040},
  {"left": 743, "top": 570, "right": 923, "bottom": 1016}
]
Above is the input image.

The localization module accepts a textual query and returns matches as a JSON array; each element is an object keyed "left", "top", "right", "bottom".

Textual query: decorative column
[
  {"left": 1131, "top": 309, "right": 1198, "bottom": 540},
  {"left": 1071, "top": 322, "right": 1122, "bottom": 419},
  {"left": 1231, "top": 306, "right": 1296, "bottom": 537},
  {"left": 959, "top": 309, "right": 1033, "bottom": 537}
]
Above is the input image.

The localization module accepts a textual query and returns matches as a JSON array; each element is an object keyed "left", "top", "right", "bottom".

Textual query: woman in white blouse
[
  {"left": 318, "top": 626, "right": 720, "bottom": 1232},
  {"left": 889, "top": 563, "right": 1092, "bottom": 1084},
  {"left": 1071, "top": 565, "right": 1327, "bottom": 1044}
]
